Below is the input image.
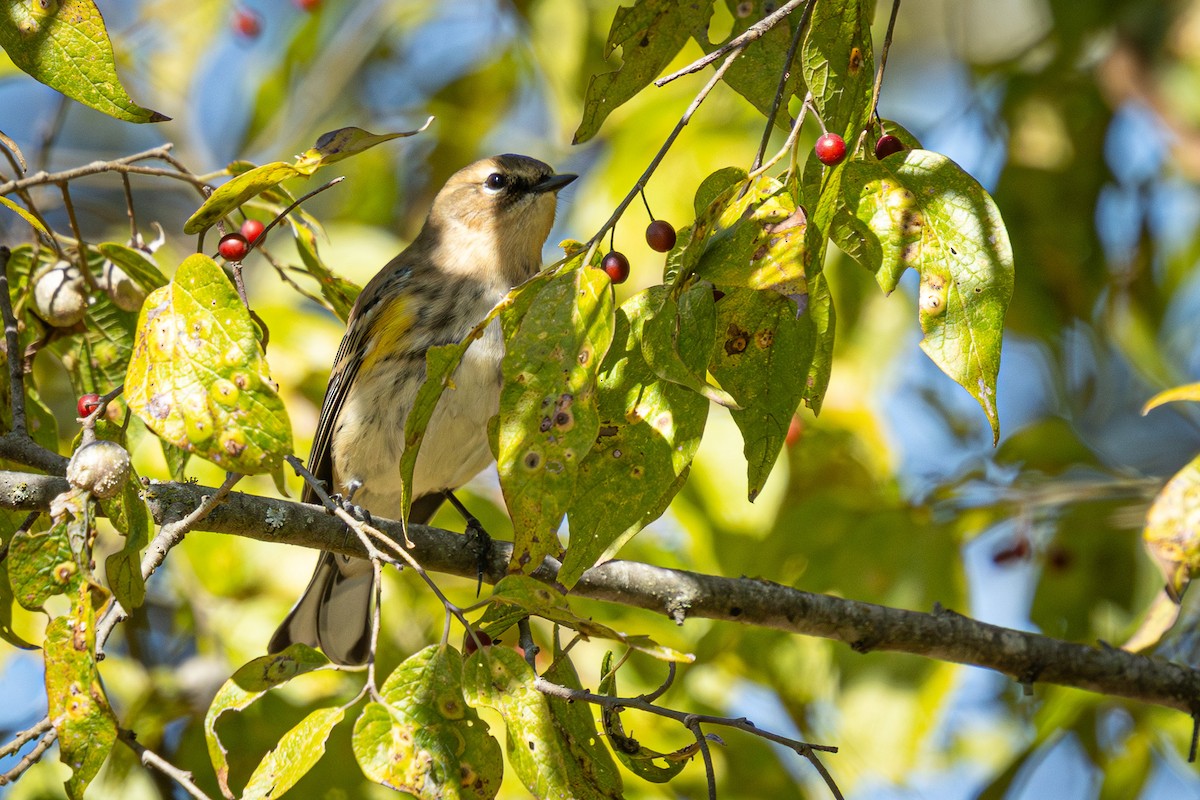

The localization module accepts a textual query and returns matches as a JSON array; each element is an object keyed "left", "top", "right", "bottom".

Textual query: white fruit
[
  {"left": 66, "top": 440, "right": 131, "bottom": 499},
  {"left": 33, "top": 260, "right": 87, "bottom": 327}
]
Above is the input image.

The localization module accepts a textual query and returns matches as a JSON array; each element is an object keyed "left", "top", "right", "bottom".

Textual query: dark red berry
[
  {"left": 874, "top": 134, "right": 905, "bottom": 160},
  {"left": 232, "top": 7, "right": 262, "bottom": 38},
  {"left": 992, "top": 536, "right": 1032, "bottom": 565},
  {"left": 814, "top": 132, "right": 847, "bottom": 166},
  {"left": 645, "top": 220, "right": 676, "bottom": 253},
  {"left": 463, "top": 629, "right": 493, "bottom": 656},
  {"left": 601, "top": 251, "right": 630, "bottom": 284},
  {"left": 241, "top": 218, "right": 266, "bottom": 244},
  {"left": 218, "top": 233, "right": 250, "bottom": 261},
  {"left": 77, "top": 393, "right": 101, "bottom": 418}
]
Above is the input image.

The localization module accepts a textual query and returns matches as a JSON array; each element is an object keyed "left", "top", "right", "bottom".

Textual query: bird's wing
[{"left": 303, "top": 258, "right": 415, "bottom": 505}]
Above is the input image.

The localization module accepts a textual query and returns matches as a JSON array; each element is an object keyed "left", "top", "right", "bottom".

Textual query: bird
[{"left": 269, "top": 154, "right": 577, "bottom": 665}]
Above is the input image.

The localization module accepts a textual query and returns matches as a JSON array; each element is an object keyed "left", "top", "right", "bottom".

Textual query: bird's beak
[{"left": 532, "top": 173, "right": 578, "bottom": 194}]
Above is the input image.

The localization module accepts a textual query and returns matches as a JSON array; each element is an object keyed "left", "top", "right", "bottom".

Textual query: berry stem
[
  {"left": 751, "top": 0, "right": 816, "bottom": 173},
  {"left": 869, "top": 0, "right": 903, "bottom": 124},
  {"left": 639, "top": 188, "right": 655, "bottom": 221}
]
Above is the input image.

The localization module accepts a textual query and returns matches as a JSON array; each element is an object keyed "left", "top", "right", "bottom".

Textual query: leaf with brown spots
[
  {"left": 498, "top": 267, "right": 613, "bottom": 573},
  {"left": 353, "top": 645, "right": 502, "bottom": 799},
  {"left": 45, "top": 583, "right": 117, "bottom": 800},
  {"left": 124, "top": 254, "right": 293, "bottom": 475},
  {"left": 839, "top": 150, "right": 1014, "bottom": 442},
  {"left": 708, "top": 287, "right": 815, "bottom": 501},
  {"left": 560, "top": 287, "right": 711, "bottom": 587}
]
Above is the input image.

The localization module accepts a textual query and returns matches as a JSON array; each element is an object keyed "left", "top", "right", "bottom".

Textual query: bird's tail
[{"left": 268, "top": 494, "right": 445, "bottom": 665}]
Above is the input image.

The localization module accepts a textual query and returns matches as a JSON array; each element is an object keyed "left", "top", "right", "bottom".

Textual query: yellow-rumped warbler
[{"left": 269, "top": 155, "right": 577, "bottom": 664}]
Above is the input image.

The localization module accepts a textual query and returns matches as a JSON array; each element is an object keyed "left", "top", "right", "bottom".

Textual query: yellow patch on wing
[{"left": 360, "top": 295, "right": 417, "bottom": 372}]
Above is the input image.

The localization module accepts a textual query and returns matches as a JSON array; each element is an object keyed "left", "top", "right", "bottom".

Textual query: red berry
[
  {"left": 992, "top": 536, "right": 1032, "bottom": 565},
  {"left": 232, "top": 7, "right": 262, "bottom": 38},
  {"left": 601, "top": 251, "right": 630, "bottom": 284},
  {"left": 785, "top": 415, "right": 803, "bottom": 448},
  {"left": 241, "top": 218, "right": 266, "bottom": 244},
  {"left": 814, "top": 132, "right": 847, "bottom": 166},
  {"left": 463, "top": 629, "right": 493, "bottom": 656},
  {"left": 875, "top": 134, "right": 905, "bottom": 160},
  {"left": 218, "top": 233, "right": 250, "bottom": 261},
  {"left": 77, "top": 393, "right": 101, "bottom": 418},
  {"left": 293, "top": 0, "right": 320, "bottom": 9},
  {"left": 645, "top": 220, "right": 676, "bottom": 253}
]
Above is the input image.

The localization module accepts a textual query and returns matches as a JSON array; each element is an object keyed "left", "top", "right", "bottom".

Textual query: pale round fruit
[
  {"left": 100, "top": 260, "right": 147, "bottom": 312},
  {"left": 33, "top": 260, "right": 87, "bottom": 327},
  {"left": 67, "top": 440, "right": 131, "bottom": 499}
]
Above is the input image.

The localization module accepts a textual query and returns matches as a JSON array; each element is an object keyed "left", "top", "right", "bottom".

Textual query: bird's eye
[{"left": 484, "top": 173, "right": 508, "bottom": 192}]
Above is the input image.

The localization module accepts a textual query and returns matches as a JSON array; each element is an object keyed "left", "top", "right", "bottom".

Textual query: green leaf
[
  {"left": 575, "top": 0, "right": 714, "bottom": 144},
  {"left": 463, "top": 647, "right": 617, "bottom": 799},
  {"left": 498, "top": 267, "right": 613, "bottom": 572},
  {"left": 0, "top": 512, "right": 37, "bottom": 649},
  {"left": 95, "top": 242, "right": 169, "bottom": 292},
  {"left": 124, "top": 254, "right": 294, "bottom": 474},
  {"left": 183, "top": 162, "right": 301, "bottom": 235},
  {"left": 242, "top": 706, "right": 346, "bottom": 800},
  {"left": 802, "top": 271, "right": 835, "bottom": 414},
  {"left": 693, "top": 173, "right": 819, "bottom": 299},
  {"left": 708, "top": 287, "right": 815, "bottom": 500},
  {"left": 800, "top": 0, "right": 874, "bottom": 141},
  {"left": 0, "top": 0, "right": 168, "bottom": 123},
  {"left": 352, "top": 645, "right": 503, "bottom": 799},
  {"left": 561, "top": 287, "right": 710, "bottom": 586},
  {"left": 542, "top": 638, "right": 623, "bottom": 798},
  {"left": 203, "top": 644, "right": 332, "bottom": 798},
  {"left": 7, "top": 519, "right": 79, "bottom": 609},
  {"left": 839, "top": 151, "right": 1014, "bottom": 442},
  {"left": 0, "top": 195, "right": 50, "bottom": 237},
  {"left": 290, "top": 218, "right": 360, "bottom": 322},
  {"left": 695, "top": 1, "right": 805, "bottom": 125},
  {"left": 641, "top": 284, "right": 736, "bottom": 407},
  {"left": 293, "top": 121, "right": 432, "bottom": 174},
  {"left": 100, "top": 476, "right": 148, "bottom": 611},
  {"left": 597, "top": 651, "right": 689, "bottom": 782},
  {"left": 46, "top": 584, "right": 117, "bottom": 800}
]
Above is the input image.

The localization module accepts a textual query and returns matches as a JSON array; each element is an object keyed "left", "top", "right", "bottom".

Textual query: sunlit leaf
[
  {"left": 183, "top": 162, "right": 301, "bottom": 235},
  {"left": 498, "top": 267, "right": 613, "bottom": 572},
  {"left": 561, "top": 287, "right": 710, "bottom": 586},
  {"left": 0, "top": 195, "right": 50, "bottom": 238},
  {"left": 204, "top": 644, "right": 332, "bottom": 798},
  {"left": 242, "top": 707, "right": 345, "bottom": 800},
  {"left": 353, "top": 645, "right": 502, "bottom": 799},
  {"left": 46, "top": 583, "right": 117, "bottom": 800},
  {"left": 575, "top": 0, "right": 714, "bottom": 144},
  {"left": 463, "top": 647, "right": 619, "bottom": 799},
  {"left": 800, "top": 0, "right": 873, "bottom": 141},
  {"left": 0, "top": 0, "right": 168, "bottom": 123},
  {"left": 1143, "top": 382, "right": 1200, "bottom": 415},
  {"left": 125, "top": 254, "right": 294, "bottom": 475},
  {"left": 1143, "top": 451, "right": 1200, "bottom": 603},
  {"left": 293, "top": 120, "right": 432, "bottom": 174},
  {"left": 290, "top": 218, "right": 359, "bottom": 322},
  {"left": 96, "top": 242, "right": 169, "bottom": 293},
  {"left": 7, "top": 518, "right": 78, "bottom": 609},
  {"left": 839, "top": 150, "right": 1014, "bottom": 442},
  {"left": 803, "top": 271, "right": 835, "bottom": 414}
]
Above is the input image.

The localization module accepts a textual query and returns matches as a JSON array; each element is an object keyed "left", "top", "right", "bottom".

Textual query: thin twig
[
  {"left": 0, "top": 717, "right": 52, "bottom": 760},
  {"left": 868, "top": 0, "right": 903, "bottom": 123},
  {"left": 685, "top": 716, "right": 718, "bottom": 800},
  {"left": 585, "top": 44, "right": 747, "bottom": 264},
  {"left": 750, "top": 0, "right": 816, "bottom": 172},
  {"left": 57, "top": 182, "right": 94, "bottom": 287},
  {"left": 0, "top": 145, "right": 209, "bottom": 198},
  {"left": 655, "top": 0, "right": 808, "bottom": 87},
  {"left": 117, "top": 729, "right": 214, "bottom": 800},
  {"left": 517, "top": 618, "right": 539, "bottom": 670},
  {"left": 0, "top": 728, "right": 57, "bottom": 786}
]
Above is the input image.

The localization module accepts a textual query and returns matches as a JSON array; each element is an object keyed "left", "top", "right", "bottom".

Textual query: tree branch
[{"left": 2, "top": 468, "right": 1196, "bottom": 715}]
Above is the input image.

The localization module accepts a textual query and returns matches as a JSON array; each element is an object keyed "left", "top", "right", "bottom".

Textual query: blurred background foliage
[{"left": 4, "top": 0, "right": 1200, "bottom": 798}]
